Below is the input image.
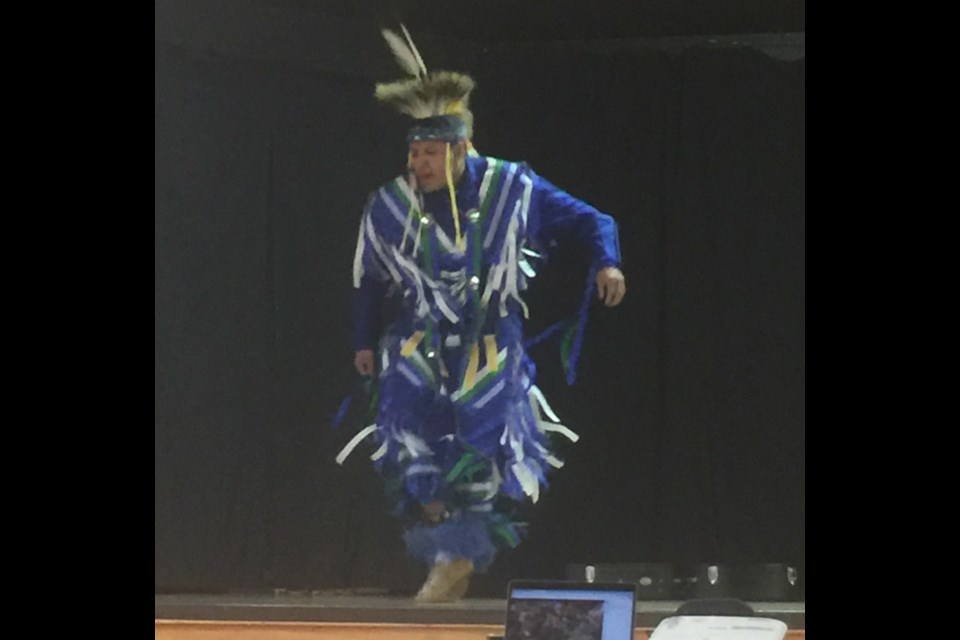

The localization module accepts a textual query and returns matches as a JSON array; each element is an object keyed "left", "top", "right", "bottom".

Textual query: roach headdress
[{"left": 375, "top": 25, "right": 476, "bottom": 145}]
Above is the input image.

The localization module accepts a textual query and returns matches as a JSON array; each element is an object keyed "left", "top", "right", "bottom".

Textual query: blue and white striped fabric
[{"left": 341, "top": 154, "right": 618, "bottom": 570}]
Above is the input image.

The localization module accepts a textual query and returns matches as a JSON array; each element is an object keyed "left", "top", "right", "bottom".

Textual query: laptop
[{"left": 504, "top": 579, "right": 637, "bottom": 640}]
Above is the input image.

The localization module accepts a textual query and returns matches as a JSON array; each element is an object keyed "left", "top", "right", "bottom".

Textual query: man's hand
[
  {"left": 354, "top": 349, "right": 375, "bottom": 376},
  {"left": 596, "top": 267, "right": 626, "bottom": 307},
  {"left": 422, "top": 499, "right": 449, "bottom": 524}
]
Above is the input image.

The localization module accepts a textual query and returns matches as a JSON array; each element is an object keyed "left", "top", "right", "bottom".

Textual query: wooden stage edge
[
  {"left": 156, "top": 620, "right": 807, "bottom": 640},
  {"left": 156, "top": 593, "right": 805, "bottom": 638}
]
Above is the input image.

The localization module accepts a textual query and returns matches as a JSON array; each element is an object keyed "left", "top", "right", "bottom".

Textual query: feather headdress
[
  {"left": 374, "top": 25, "right": 479, "bottom": 246},
  {"left": 375, "top": 25, "right": 475, "bottom": 140},
  {"left": 380, "top": 24, "right": 427, "bottom": 80}
]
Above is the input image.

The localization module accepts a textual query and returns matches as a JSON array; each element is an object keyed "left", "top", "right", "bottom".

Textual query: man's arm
[
  {"left": 352, "top": 276, "right": 387, "bottom": 375},
  {"left": 351, "top": 198, "right": 392, "bottom": 375},
  {"left": 530, "top": 173, "right": 626, "bottom": 306}
]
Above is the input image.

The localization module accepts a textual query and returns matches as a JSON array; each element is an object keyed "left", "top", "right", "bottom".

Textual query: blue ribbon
[{"left": 332, "top": 375, "right": 375, "bottom": 431}]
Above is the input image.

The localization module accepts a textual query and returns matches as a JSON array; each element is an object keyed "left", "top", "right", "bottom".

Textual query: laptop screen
[{"left": 505, "top": 580, "right": 637, "bottom": 640}]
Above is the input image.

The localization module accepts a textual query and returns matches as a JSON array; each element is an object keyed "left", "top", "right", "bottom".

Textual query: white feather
[
  {"left": 381, "top": 28, "right": 426, "bottom": 78},
  {"left": 400, "top": 24, "right": 428, "bottom": 77}
]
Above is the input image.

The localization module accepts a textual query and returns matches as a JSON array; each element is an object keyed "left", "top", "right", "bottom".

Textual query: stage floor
[{"left": 155, "top": 592, "right": 805, "bottom": 630}]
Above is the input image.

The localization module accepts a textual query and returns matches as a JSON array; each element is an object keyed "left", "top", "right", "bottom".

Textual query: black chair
[{"left": 673, "top": 597, "right": 756, "bottom": 617}]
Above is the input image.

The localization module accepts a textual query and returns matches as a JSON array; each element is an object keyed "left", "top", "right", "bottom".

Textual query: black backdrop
[{"left": 155, "top": 4, "right": 804, "bottom": 596}]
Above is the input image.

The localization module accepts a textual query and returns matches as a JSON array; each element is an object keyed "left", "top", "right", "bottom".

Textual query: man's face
[{"left": 409, "top": 140, "right": 461, "bottom": 192}]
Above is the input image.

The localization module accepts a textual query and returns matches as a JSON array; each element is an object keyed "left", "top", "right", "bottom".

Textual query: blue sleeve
[
  {"left": 529, "top": 172, "right": 622, "bottom": 269},
  {"left": 352, "top": 276, "right": 388, "bottom": 351},
  {"left": 351, "top": 194, "right": 391, "bottom": 351}
]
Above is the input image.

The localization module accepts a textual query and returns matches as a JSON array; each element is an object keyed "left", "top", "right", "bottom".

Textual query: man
[{"left": 338, "top": 28, "right": 625, "bottom": 602}]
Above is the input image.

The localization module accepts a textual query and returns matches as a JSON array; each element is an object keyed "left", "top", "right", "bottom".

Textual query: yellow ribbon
[
  {"left": 463, "top": 343, "right": 480, "bottom": 390},
  {"left": 445, "top": 142, "right": 463, "bottom": 249},
  {"left": 483, "top": 334, "right": 498, "bottom": 370},
  {"left": 400, "top": 330, "right": 425, "bottom": 357}
]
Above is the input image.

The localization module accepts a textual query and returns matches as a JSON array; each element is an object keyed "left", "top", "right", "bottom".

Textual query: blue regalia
[{"left": 334, "top": 25, "right": 622, "bottom": 596}]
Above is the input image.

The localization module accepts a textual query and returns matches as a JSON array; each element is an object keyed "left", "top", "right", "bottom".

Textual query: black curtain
[{"left": 155, "top": 36, "right": 804, "bottom": 595}]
